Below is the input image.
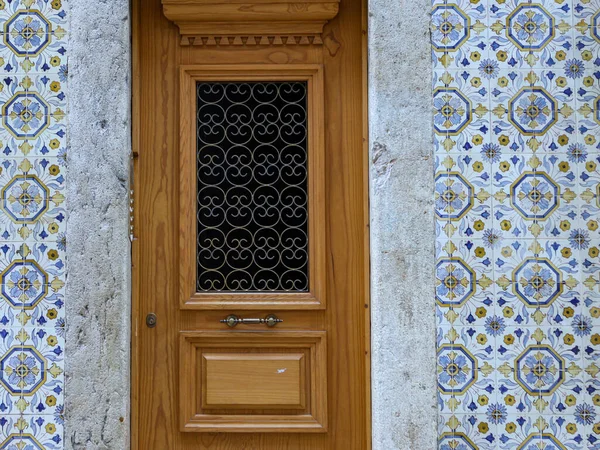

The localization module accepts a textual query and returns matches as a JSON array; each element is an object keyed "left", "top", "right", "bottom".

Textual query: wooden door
[{"left": 131, "top": 0, "right": 370, "bottom": 448}]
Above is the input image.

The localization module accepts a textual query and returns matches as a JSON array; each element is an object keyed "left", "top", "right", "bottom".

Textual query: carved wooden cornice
[{"left": 161, "top": 0, "right": 340, "bottom": 45}]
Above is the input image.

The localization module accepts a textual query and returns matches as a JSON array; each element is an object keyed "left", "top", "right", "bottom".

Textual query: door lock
[{"left": 146, "top": 313, "right": 157, "bottom": 328}]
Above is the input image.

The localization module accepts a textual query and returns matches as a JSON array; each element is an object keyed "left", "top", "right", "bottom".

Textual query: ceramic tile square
[
  {"left": 435, "top": 241, "right": 498, "bottom": 329},
  {"left": 502, "top": 415, "right": 588, "bottom": 449},
  {"left": 16, "top": 347, "right": 63, "bottom": 418},
  {"left": 0, "top": 328, "right": 63, "bottom": 418},
  {"left": 490, "top": 70, "right": 577, "bottom": 155},
  {"left": 0, "top": 331, "right": 26, "bottom": 413},
  {"left": 0, "top": 414, "right": 24, "bottom": 441},
  {"left": 431, "top": 1, "right": 489, "bottom": 70},
  {"left": 495, "top": 244, "right": 584, "bottom": 327},
  {"left": 496, "top": 325, "right": 576, "bottom": 415},
  {"left": 0, "top": 79, "right": 68, "bottom": 158},
  {"left": 573, "top": 0, "right": 600, "bottom": 22},
  {"left": 0, "top": 0, "right": 68, "bottom": 76},
  {"left": 0, "top": 1, "right": 68, "bottom": 32},
  {"left": 433, "top": 69, "right": 492, "bottom": 155},
  {"left": 497, "top": 415, "right": 540, "bottom": 450},
  {"left": 488, "top": 1, "right": 575, "bottom": 70},
  {"left": 0, "top": 158, "right": 67, "bottom": 242},
  {"left": 438, "top": 414, "right": 498, "bottom": 449},
  {"left": 492, "top": 159, "right": 579, "bottom": 241},
  {"left": 437, "top": 325, "right": 496, "bottom": 414},
  {"left": 573, "top": 26, "right": 600, "bottom": 71},
  {"left": 1, "top": 414, "right": 65, "bottom": 449}
]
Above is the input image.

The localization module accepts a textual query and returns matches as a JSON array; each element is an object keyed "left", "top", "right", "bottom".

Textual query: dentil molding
[{"left": 161, "top": 0, "right": 340, "bottom": 45}]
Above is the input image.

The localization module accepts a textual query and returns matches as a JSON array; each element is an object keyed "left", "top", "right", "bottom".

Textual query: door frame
[{"left": 129, "top": 0, "right": 371, "bottom": 447}]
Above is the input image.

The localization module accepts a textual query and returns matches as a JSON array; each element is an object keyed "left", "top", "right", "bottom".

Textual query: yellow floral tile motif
[{"left": 434, "top": 0, "right": 600, "bottom": 448}]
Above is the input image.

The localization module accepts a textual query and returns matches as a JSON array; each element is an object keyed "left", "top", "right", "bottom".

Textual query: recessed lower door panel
[{"left": 179, "top": 331, "right": 327, "bottom": 433}]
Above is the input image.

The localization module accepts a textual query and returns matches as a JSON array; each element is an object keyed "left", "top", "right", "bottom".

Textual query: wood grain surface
[{"left": 131, "top": 0, "right": 370, "bottom": 447}]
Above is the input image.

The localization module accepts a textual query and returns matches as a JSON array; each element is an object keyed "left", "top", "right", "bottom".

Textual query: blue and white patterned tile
[
  {"left": 529, "top": 239, "right": 584, "bottom": 327},
  {"left": 0, "top": 330, "right": 30, "bottom": 414},
  {"left": 575, "top": 71, "right": 600, "bottom": 147},
  {"left": 573, "top": 24, "right": 600, "bottom": 72},
  {"left": 435, "top": 151, "right": 493, "bottom": 184},
  {"left": 587, "top": 420, "right": 600, "bottom": 449},
  {"left": 497, "top": 415, "right": 541, "bottom": 450},
  {"left": 0, "top": 5, "right": 68, "bottom": 75},
  {"left": 438, "top": 414, "right": 499, "bottom": 449},
  {"left": 582, "top": 263, "right": 600, "bottom": 329},
  {"left": 435, "top": 156, "right": 494, "bottom": 240},
  {"left": 578, "top": 159, "right": 600, "bottom": 275},
  {"left": 437, "top": 325, "right": 496, "bottom": 415},
  {"left": 436, "top": 239, "right": 496, "bottom": 327},
  {"left": 488, "top": 0, "right": 575, "bottom": 70},
  {"left": 14, "top": 327, "right": 63, "bottom": 417},
  {"left": 490, "top": 69, "right": 577, "bottom": 155},
  {"left": 573, "top": 0, "right": 600, "bottom": 23},
  {"left": 492, "top": 153, "right": 579, "bottom": 240},
  {"left": 27, "top": 73, "right": 67, "bottom": 112},
  {"left": 435, "top": 198, "right": 495, "bottom": 241},
  {"left": 542, "top": 415, "right": 588, "bottom": 450},
  {"left": 23, "top": 247, "right": 64, "bottom": 328},
  {"left": 581, "top": 220, "right": 600, "bottom": 277},
  {"left": 0, "top": 244, "right": 65, "bottom": 331},
  {"left": 0, "top": 1, "right": 68, "bottom": 31},
  {"left": 1, "top": 414, "right": 65, "bottom": 449},
  {"left": 497, "top": 266, "right": 583, "bottom": 328},
  {"left": 431, "top": 0, "right": 489, "bottom": 70},
  {"left": 433, "top": 68, "right": 492, "bottom": 155},
  {"left": 585, "top": 363, "right": 600, "bottom": 389},
  {"left": 493, "top": 239, "right": 556, "bottom": 325},
  {"left": 0, "top": 71, "right": 67, "bottom": 159},
  {"left": 496, "top": 327, "right": 546, "bottom": 415},
  {"left": 436, "top": 288, "right": 498, "bottom": 328},
  {"left": 500, "top": 415, "right": 586, "bottom": 449},
  {"left": 582, "top": 312, "right": 600, "bottom": 381},
  {"left": 24, "top": 257, "right": 64, "bottom": 330},
  {"left": 0, "top": 158, "right": 66, "bottom": 242},
  {"left": 498, "top": 324, "right": 588, "bottom": 418},
  {"left": 0, "top": 87, "right": 67, "bottom": 159},
  {"left": 585, "top": 374, "right": 600, "bottom": 448},
  {"left": 0, "top": 414, "right": 24, "bottom": 442},
  {"left": 542, "top": 368, "right": 586, "bottom": 417},
  {"left": 0, "top": 329, "right": 62, "bottom": 423}
]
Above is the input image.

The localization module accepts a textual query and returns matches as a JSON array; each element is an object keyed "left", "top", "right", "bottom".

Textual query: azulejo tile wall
[
  {"left": 0, "top": 1, "right": 67, "bottom": 449},
  {"left": 433, "top": 0, "right": 600, "bottom": 448}
]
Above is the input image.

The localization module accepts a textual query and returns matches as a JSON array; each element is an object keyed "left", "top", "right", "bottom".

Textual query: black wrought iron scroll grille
[{"left": 196, "top": 81, "right": 309, "bottom": 292}]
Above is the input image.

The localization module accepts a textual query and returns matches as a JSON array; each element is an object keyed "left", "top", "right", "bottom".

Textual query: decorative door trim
[
  {"left": 179, "top": 64, "right": 327, "bottom": 310},
  {"left": 161, "top": 0, "right": 340, "bottom": 45}
]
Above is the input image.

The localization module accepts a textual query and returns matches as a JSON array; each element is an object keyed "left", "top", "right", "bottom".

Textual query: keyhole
[{"left": 146, "top": 313, "right": 157, "bottom": 328}]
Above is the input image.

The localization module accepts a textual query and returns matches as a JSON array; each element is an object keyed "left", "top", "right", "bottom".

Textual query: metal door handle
[{"left": 220, "top": 314, "right": 283, "bottom": 328}]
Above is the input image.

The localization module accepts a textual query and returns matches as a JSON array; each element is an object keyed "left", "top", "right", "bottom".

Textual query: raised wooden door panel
[
  {"left": 203, "top": 353, "right": 305, "bottom": 409},
  {"left": 179, "top": 65, "right": 326, "bottom": 310},
  {"left": 179, "top": 331, "right": 327, "bottom": 432}
]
